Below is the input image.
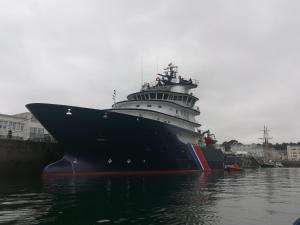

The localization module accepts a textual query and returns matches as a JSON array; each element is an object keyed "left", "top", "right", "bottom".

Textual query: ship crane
[{"left": 201, "top": 129, "right": 217, "bottom": 146}]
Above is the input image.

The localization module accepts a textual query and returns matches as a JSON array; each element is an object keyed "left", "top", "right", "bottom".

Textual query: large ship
[{"left": 26, "top": 63, "right": 224, "bottom": 175}]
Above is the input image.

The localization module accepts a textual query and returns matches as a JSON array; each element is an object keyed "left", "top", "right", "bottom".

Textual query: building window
[
  {"left": 1, "top": 121, "right": 6, "bottom": 129},
  {"left": 38, "top": 128, "right": 44, "bottom": 134}
]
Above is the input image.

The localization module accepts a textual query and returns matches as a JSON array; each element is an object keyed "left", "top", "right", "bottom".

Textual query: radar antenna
[
  {"left": 156, "top": 62, "right": 178, "bottom": 85},
  {"left": 164, "top": 62, "right": 178, "bottom": 78}
]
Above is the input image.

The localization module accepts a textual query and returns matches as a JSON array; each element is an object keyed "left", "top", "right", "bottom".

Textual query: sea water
[{"left": 0, "top": 168, "right": 300, "bottom": 225}]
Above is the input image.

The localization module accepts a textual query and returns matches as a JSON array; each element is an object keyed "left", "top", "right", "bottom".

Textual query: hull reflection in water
[{"left": 41, "top": 172, "right": 224, "bottom": 225}]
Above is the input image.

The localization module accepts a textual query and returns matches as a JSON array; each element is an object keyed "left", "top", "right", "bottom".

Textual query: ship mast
[
  {"left": 259, "top": 125, "right": 273, "bottom": 162},
  {"left": 259, "top": 125, "right": 272, "bottom": 146},
  {"left": 157, "top": 62, "right": 178, "bottom": 83}
]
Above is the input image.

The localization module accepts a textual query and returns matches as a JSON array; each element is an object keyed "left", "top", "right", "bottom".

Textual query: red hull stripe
[
  {"left": 43, "top": 170, "right": 203, "bottom": 177},
  {"left": 192, "top": 144, "right": 211, "bottom": 172}
]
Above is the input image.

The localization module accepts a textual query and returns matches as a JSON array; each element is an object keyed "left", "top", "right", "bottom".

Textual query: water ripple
[{"left": 0, "top": 169, "right": 300, "bottom": 224}]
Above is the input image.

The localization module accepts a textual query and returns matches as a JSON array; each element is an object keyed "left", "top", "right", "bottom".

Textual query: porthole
[
  {"left": 136, "top": 105, "right": 140, "bottom": 107},
  {"left": 158, "top": 105, "right": 162, "bottom": 108},
  {"left": 147, "top": 104, "right": 152, "bottom": 107}
]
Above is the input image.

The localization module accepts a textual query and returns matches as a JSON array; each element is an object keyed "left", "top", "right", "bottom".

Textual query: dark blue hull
[{"left": 26, "top": 103, "right": 224, "bottom": 175}]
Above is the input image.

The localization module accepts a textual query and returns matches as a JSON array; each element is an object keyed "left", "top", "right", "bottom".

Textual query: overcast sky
[{"left": 0, "top": 0, "right": 299, "bottom": 144}]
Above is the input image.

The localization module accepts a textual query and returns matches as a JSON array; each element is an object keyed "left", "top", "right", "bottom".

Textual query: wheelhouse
[
  {"left": 110, "top": 63, "right": 201, "bottom": 132},
  {"left": 127, "top": 91, "right": 198, "bottom": 108}
]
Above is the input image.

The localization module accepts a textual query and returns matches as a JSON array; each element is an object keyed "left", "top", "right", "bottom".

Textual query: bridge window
[
  {"left": 169, "top": 94, "right": 173, "bottom": 100},
  {"left": 138, "top": 95, "right": 141, "bottom": 100},
  {"left": 145, "top": 94, "right": 149, "bottom": 100},
  {"left": 163, "top": 94, "right": 169, "bottom": 99},
  {"left": 191, "top": 99, "right": 196, "bottom": 106},
  {"left": 150, "top": 93, "right": 156, "bottom": 99},
  {"left": 141, "top": 95, "right": 145, "bottom": 100},
  {"left": 178, "top": 96, "right": 182, "bottom": 101},
  {"left": 183, "top": 96, "right": 187, "bottom": 102},
  {"left": 157, "top": 93, "right": 163, "bottom": 99},
  {"left": 133, "top": 95, "right": 137, "bottom": 100},
  {"left": 173, "top": 96, "right": 178, "bottom": 100}
]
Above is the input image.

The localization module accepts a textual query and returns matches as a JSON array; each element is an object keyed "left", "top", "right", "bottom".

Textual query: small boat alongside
[{"left": 225, "top": 163, "right": 242, "bottom": 172}]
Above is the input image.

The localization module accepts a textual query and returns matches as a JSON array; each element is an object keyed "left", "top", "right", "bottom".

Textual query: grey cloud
[{"left": 0, "top": 0, "right": 299, "bottom": 143}]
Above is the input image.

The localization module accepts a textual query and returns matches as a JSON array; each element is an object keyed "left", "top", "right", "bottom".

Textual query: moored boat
[{"left": 26, "top": 63, "right": 224, "bottom": 176}]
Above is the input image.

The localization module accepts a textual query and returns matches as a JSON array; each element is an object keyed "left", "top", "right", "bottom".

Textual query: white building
[
  {"left": 0, "top": 112, "right": 53, "bottom": 141},
  {"left": 287, "top": 145, "right": 300, "bottom": 161},
  {"left": 231, "top": 143, "right": 284, "bottom": 161},
  {"left": 230, "top": 144, "right": 264, "bottom": 157}
]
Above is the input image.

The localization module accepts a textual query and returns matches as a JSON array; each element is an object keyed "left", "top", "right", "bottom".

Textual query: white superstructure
[{"left": 111, "top": 63, "right": 201, "bottom": 132}]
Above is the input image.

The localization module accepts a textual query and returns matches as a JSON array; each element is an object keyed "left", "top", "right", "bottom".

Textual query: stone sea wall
[{"left": 0, "top": 139, "right": 63, "bottom": 176}]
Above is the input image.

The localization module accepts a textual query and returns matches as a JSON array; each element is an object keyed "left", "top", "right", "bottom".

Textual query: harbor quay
[
  {"left": 0, "top": 112, "right": 62, "bottom": 176},
  {"left": 1, "top": 109, "right": 300, "bottom": 177}
]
